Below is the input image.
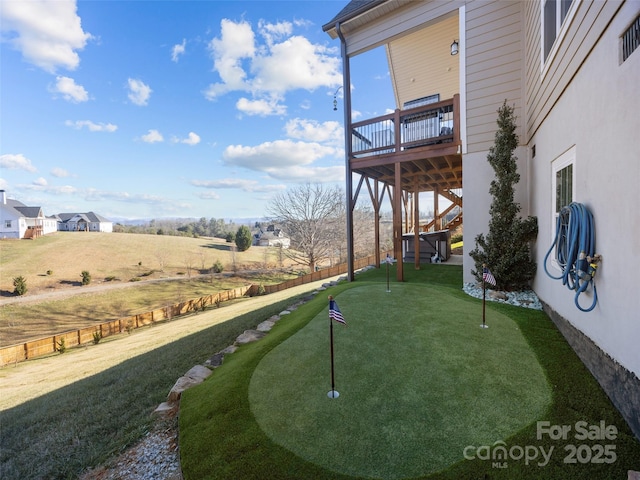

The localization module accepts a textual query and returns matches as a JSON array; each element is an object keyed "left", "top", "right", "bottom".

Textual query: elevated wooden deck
[{"left": 349, "top": 94, "right": 462, "bottom": 193}]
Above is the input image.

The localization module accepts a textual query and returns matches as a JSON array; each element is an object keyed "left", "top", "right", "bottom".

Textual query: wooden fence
[{"left": 0, "top": 253, "right": 384, "bottom": 367}]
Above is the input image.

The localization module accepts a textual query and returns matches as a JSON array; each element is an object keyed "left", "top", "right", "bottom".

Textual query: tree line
[
  {"left": 113, "top": 217, "right": 243, "bottom": 240},
  {"left": 112, "top": 184, "right": 393, "bottom": 274}
]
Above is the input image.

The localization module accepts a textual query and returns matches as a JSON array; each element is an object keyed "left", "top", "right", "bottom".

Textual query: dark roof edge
[{"left": 322, "top": 0, "right": 389, "bottom": 33}]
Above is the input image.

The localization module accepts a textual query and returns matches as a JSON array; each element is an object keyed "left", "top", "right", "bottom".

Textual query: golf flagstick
[
  {"left": 481, "top": 276, "right": 488, "bottom": 328},
  {"left": 327, "top": 295, "right": 339, "bottom": 398},
  {"left": 386, "top": 254, "right": 391, "bottom": 292},
  {"left": 481, "top": 264, "right": 494, "bottom": 328},
  {"left": 327, "top": 296, "right": 346, "bottom": 398}
]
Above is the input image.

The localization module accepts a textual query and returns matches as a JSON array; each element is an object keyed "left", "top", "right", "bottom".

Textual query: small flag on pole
[
  {"left": 329, "top": 298, "right": 346, "bottom": 325},
  {"left": 483, "top": 266, "right": 497, "bottom": 287}
]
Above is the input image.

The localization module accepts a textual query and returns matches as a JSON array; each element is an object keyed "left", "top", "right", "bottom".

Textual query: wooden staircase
[{"left": 421, "top": 189, "right": 463, "bottom": 231}]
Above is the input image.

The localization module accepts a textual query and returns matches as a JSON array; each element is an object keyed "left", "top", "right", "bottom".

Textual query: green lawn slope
[{"left": 179, "top": 264, "right": 640, "bottom": 479}]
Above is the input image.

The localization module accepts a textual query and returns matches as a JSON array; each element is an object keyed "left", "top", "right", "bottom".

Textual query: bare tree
[
  {"left": 267, "top": 183, "right": 344, "bottom": 272},
  {"left": 155, "top": 250, "right": 168, "bottom": 272},
  {"left": 183, "top": 254, "right": 195, "bottom": 278}
]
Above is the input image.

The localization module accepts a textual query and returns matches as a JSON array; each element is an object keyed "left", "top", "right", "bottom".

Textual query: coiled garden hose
[{"left": 543, "top": 202, "right": 601, "bottom": 312}]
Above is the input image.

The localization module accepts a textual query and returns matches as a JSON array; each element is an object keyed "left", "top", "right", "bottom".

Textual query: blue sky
[{"left": 1, "top": 0, "right": 395, "bottom": 221}]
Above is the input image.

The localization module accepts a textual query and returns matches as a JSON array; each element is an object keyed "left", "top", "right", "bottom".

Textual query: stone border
[{"left": 153, "top": 269, "right": 375, "bottom": 416}]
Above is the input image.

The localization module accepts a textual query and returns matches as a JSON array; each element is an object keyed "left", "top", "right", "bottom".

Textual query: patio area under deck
[{"left": 347, "top": 94, "right": 462, "bottom": 282}]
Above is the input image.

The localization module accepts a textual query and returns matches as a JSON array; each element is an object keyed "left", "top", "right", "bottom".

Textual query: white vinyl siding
[
  {"left": 465, "top": 0, "right": 524, "bottom": 153},
  {"left": 524, "top": 0, "right": 624, "bottom": 142}
]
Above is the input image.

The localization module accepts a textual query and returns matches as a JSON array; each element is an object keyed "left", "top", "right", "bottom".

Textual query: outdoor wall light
[
  {"left": 333, "top": 86, "right": 343, "bottom": 111},
  {"left": 451, "top": 39, "right": 459, "bottom": 56}
]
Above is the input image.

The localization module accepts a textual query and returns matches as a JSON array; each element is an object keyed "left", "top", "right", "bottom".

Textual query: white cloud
[
  {"left": 197, "top": 191, "right": 221, "bottom": 200},
  {"left": 0, "top": 153, "right": 37, "bottom": 172},
  {"left": 171, "top": 38, "right": 186, "bottom": 62},
  {"left": 180, "top": 132, "right": 200, "bottom": 146},
  {"left": 171, "top": 132, "right": 201, "bottom": 145},
  {"left": 205, "top": 19, "right": 255, "bottom": 99},
  {"left": 141, "top": 129, "right": 163, "bottom": 143},
  {"left": 236, "top": 96, "right": 286, "bottom": 117},
  {"left": 51, "top": 167, "right": 70, "bottom": 178},
  {"left": 127, "top": 78, "right": 152, "bottom": 106},
  {"left": 284, "top": 118, "right": 343, "bottom": 145},
  {"left": 263, "top": 164, "right": 344, "bottom": 182},
  {"left": 33, "top": 177, "right": 48, "bottom": 186},
  {"left": 258, "top": 20, "right": 292, "bottom": 46},
  {"left": 52, "top": 76, "right": 88, "bottom": 102},
  {"left": 0, "top": 178, "right": 8, "bottom": 190},
  {"left": 223, "top": 139, "right": 337, "bottom": 172},
  {"left": 65, "top": 120, "right": 117, "bottom": 132},
  {"left": 251, "top": 36, "right": 341, "bottom": 93},
  {"left": 191, "top": 178, "right": 285, "bottom": 193},
  {"left": 205, "top": 18, "right": 341, "bottom": 107},
  {"left": 22, "top": 183, "right": 77, "bottom": 195},
  {"left": 0, "top": 0, "right": 92, "bottom": 73}
]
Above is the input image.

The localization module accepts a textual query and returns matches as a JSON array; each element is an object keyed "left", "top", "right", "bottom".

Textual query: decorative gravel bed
[{"left": 463, "top": 282, "right": 543, "bottom": 310}]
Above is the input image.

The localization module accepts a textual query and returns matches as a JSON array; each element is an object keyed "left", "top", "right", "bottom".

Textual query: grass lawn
[
  {"left": 179, "top": 264, "right": 640, "bottom": 479},
  {"left": 0, "top": 273, "right": 293, "bottom": 346},
  {"left": 0, "top": 290, "right": 317, "bottom": 479}
]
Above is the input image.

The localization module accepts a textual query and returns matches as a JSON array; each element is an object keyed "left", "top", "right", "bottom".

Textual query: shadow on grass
[
  {"left": 200, "top": 243, "right": 232, "bottom": 251},
  {"left": 0, "top": 296, "right": 304, "bottom": 480},
  {"left": 179, "top": 264, "right": 640, "bottom": 480}
]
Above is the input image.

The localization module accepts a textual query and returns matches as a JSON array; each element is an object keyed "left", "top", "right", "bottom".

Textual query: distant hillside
[{"left": 0, "top": 232, "right": 286, "bottom": 297}]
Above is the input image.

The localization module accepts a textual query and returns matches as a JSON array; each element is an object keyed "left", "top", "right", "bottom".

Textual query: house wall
[
  {"left": 42, "top": 218, "right": 58, "bottom": 235},
  {"left": 0, "top": 218, "right": 24, "bottom": 239},
  {"left": 94, "top": 222, "right": 113, "bottom": 233},
  {"left": 527, "top": 1, "right": 640, "bottom": 439},
  {"left": 465, "top": 0, "right": 525, "bottom": 153},
  {"left": 529, "top": 0, "right": 640, "bottom": 378},
  {"left": 523, "top": 0, "right": 624, "bottom": 141},
  {"left": 461, "top": 0, "right": 530, "bottom": 284}
]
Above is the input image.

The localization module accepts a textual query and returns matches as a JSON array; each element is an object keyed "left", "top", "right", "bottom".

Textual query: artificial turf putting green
[{"left": 249, "top": 284, "right": 552, "bottom": 479}]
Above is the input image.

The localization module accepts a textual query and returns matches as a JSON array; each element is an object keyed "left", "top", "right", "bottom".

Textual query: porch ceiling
[{"left": 351, "top": 143, "right": 462, "bottom": 192}]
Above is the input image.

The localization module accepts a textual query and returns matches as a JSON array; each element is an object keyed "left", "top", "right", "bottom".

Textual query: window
[
  {"left": 555, "top": 163, "right": 573, "bottom": 213},
  {"left": 551, "top": 146, "right": 576, "bottom": 239},
  {"left": 622, "top": 14, "right": 640, "bottom": 62},
  {"left": 550, "top": 147, "right": 575, "bottom": 270},
  {"left": 4, "top": 220, "right": 12, "bottom": 228},
  {"left": 542, "top": 0, "right": 575, "bottom": 63}
]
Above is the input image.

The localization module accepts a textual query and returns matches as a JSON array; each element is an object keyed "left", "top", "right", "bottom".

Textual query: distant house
[
  {"left": 0, "top": 190, "right": 58, "bottom": 239},
  {"left": 57, "top": 212, "right": 113, "bottom": 233},
  {"left": 254, "top": 225, "right": 290, "bottom": 248}
]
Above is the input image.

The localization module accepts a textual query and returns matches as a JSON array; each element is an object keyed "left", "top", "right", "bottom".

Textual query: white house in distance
[
  {"left": 57, "top": 212, "right": 113, "bottom": 233},
  {"left": 0, "top": 190, "right": 58, "bottom": 239},
  {"left": 324, "top": 0, "right": 639, "bottom": 440},
  {"left": 254, "top": 224, "right": 291, "bottom": 248}
]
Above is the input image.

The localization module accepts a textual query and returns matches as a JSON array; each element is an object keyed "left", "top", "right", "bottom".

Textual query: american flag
[
  {"left": 329, "top": 299, "right": 346, "bottom": 325},
  {"left": 483, "top": 266, "right": 497, "bottom": 287}
]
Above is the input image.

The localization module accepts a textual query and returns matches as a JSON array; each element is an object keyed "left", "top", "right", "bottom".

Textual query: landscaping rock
[
  {"left": 235, "top": 329, "right": 266, "bottom": 345},
  {"left": 279, "top": 310, "right": 291, "bottom": 316},
  {"left": 153, "top": 402, "right": 178, "bottom": 417},
  {"left": 489, "top": 290, "right": 508, "bottom": 301},
  {"left": 219, "top": 345, "right": 238, "bottom": 355},
  {"left": 167, "top": 365, "right": 212, "bottom": 402},
  {"left": 204, "top": 352, "right": 224, "bottom": 367},
  {"left": 256, "top": 320, "right": 276, "bottom": 332}
]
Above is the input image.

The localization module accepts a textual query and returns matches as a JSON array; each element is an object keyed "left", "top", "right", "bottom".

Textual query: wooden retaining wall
[{"left": 0, "top": 254, "right": 384, "bottom": 366}]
